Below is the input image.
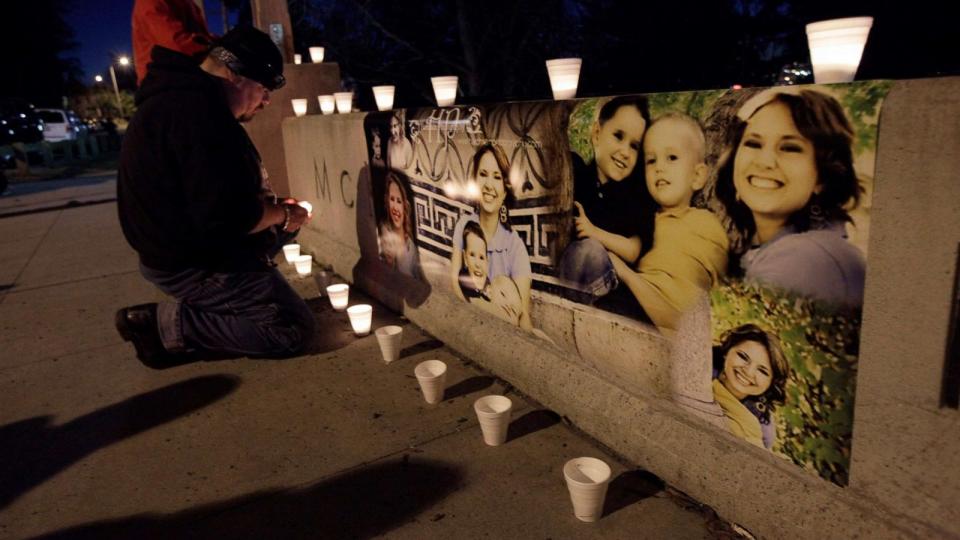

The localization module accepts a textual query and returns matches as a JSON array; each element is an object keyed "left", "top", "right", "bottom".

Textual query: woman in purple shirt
[
  {"left": 716, "top": 89, "right": 865, "bottom": 308},
  {"left": 450, "top": 142, "right": 533, "bottom": 330}
]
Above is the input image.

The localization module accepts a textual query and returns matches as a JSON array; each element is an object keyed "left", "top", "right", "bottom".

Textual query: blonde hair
[{"left": 648, "top": 112, "right": 706, "bottom": 162}]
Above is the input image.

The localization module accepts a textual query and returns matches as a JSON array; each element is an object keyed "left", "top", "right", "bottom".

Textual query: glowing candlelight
[
  {"left": 347, "top": 304, "right": 373, "bottom": 336},
  {"left": 293, "top": 54, "right": 302, "bottom": 65},
  {"left": 318, "top": 95, "right": 336, "bottom": 115},
  {"left": 291, "top": 98, "right": 308, "bottom": 117},
  {"left": 806, "top": 17, "right": 873, "bottom": 83},
  {"left": 334, "top": 92, "right": 353, "bottom": 114},
  {"left": 282, "top": 244, "right": 300, "bottom": 264},
  {"left": 430, "top": 76, "right": 458, "bottom": 107},
  {"left": 546, "top": 58, "right": 582, "bottom": 100},
  {"left": 372, "top": 85, "right": 395, "bottom": 111},
  {"left": 326, "top": 284, "right": 349, "bottom": 311},
  {"left": 292, "top": 254, "right": 312, "bottom": 276},
  {"left": 309, "top": 46, "right": 325, "bottom": 63}
]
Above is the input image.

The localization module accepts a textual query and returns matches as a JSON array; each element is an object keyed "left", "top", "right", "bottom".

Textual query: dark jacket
[{"left": 118, "top": 46, "right": 269, "bottom": 272}]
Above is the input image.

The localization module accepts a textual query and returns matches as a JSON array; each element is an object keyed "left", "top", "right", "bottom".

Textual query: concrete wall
[
  {"left": 278, "top": 78, "right": 960, "bottom": 539},
  {"left": 244, "top": 62, "right": 341, "bottom": 197}
]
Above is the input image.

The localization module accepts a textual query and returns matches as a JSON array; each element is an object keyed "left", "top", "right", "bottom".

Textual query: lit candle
[
  {"left": 291, "top": 98, "right": 308, "bottom": 117},
  {"left": 806, "top": 17, "right": 874, "bottom": 83},
  {"left": 318, "top": 95, "right": 336, "bottom": 115},
  {"left": 293, "top": 53, "right": 302, "bottom": 65},
  {"left": 545, "top": 58, "right": 582, "bottom": 100},
  {"left": 326, "top": 284, "right": 349, "bottom": 311},
  {"left": 347, "top": 304, "right": 373, "bottom": 336},
  {"left": 282, "top": 243, "right": 300, "bottom": 264},
  {"left": 372, "top": 85, "right": 395, "bottom": 111},
  {"left": 309, "top": 46, "right": 325, "bottom": 63},
  {"left": 334, "top": 92, "right": 353, "bottom": 114},
  {"left": 293, "top": 254, "right": 312, "bottom": 276},
  {"left": 430, "top": 76, "right": 458, "bottom": 107}
]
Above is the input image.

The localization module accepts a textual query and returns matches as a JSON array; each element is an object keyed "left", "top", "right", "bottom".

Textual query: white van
[{"left": 36, "top": 109, "right": 85, "bottom": 142}]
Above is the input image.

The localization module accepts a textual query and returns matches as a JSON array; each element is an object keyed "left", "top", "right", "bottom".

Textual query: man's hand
[{"left": 281, "top": 199, "right": 310, "bottom": 232}]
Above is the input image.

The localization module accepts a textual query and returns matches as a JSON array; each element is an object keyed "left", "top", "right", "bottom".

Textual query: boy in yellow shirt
[{"left": 609, "top": 112, "right": 728, "bottom": 332}]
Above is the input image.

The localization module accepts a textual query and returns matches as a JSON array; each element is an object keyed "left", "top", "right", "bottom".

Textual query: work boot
[{"left": 115, "top": 303, "right": 187, "bottom": 369}]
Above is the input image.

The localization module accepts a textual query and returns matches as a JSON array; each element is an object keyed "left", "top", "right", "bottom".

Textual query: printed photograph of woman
[
  {"left": 712, "top": 323, "right": 788, "bottom": 449},
  {"left": 378, "top": 171, "right": 424, "bottom": 279},
  {"left": 716, "top": 89, "right": 865, "bottom": 308},
  {"left": 450, "top": 142, "right": 533, "bottom": 330}
]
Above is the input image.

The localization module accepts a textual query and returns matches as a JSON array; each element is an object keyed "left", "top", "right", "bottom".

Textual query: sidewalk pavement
[{"left": 0, "top": 197, "right": 727, "bottom": 538}]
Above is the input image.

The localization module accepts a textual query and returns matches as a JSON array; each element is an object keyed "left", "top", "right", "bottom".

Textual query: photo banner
[{"left": 362, "top": 81, "right": 891, "bottom": 486}]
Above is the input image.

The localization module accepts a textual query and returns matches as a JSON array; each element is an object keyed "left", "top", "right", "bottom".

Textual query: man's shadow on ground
[
  {"left": 32, "top": 456, "right": 462, "bottom": 540},
  {"left": 0, "top": 375, "right": 240, "bottom": 510}
]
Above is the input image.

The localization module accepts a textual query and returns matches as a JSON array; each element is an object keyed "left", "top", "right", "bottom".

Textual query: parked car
[
  {"left": 36, "top": 108, "right": 86, "bottom": 142},
  {"left": 0, "top": 99, "right": 45, "bottom": 146}
]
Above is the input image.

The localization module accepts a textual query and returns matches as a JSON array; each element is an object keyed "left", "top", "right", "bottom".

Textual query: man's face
[{"left": 229, "top": 76, "right": 271, "bottom": 122}]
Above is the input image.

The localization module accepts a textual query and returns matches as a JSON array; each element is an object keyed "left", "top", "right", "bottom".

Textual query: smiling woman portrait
[
  {"left": 378, "top": 171, "right": 423, "bottom": 279},
  {"left": 716, "top": 89, "right": 864, "bottom": 308},
  {"left": 712, "top": 323, "right": 789, "bottom": 449},
  {"left": 450, "top": 142, "right": 533, "bottom": 330}
]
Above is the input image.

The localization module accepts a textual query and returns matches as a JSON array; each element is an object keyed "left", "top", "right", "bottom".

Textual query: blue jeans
[
  {"left": 556, "top": 238, "right": 619, "bottom": 303},
  {"left": 140, "top": 263, "right": 316, "bottom": 357}
]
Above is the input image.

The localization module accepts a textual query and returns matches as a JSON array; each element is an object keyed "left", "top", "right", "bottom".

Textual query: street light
[
  {"left": 94, "top": 74, "right": 103, "bottom": 83},
  {"left": 109, "top": 56, "right": 131, "bottom": 116}
]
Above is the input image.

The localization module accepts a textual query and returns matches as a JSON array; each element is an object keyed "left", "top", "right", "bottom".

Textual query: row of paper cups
[{"left": 406, "top": 354, "right": 612, "bottom": 522}]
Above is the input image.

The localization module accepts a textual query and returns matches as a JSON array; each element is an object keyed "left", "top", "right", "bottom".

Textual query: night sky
[{"left": 66, "top": 0, "right": 232, "bottom": 81}]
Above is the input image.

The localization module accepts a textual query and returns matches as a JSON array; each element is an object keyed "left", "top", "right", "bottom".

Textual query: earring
[
  {"left": 500, "top": 205, "right": 508, "bottom": 223},
  {"left": 809, "top": 201, "right": 825, "bottom": 227}
]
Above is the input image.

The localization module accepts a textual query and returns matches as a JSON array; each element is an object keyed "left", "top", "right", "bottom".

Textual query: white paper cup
[
  {"left": 291, "top": 98, "right": 308, "bottom": 117},
  {"left": 473, "top": 395, "right": 513, "bottom": 446},
  {"left": 414, "top": 360, "right": 447, "bottom": 404},
  {"left": 318, "top": 95, "right": 336, "bottom": 115},
  {"left": 375, "top": 325, "right": 403, "bottom": 363},
  {"left": 563, "top": 457, "right": 612, "bottom": 522},
  {"left": 334, "top": 91, "right": 353, "bottom": 114},
  {"left": 282, "top": 243, "right": 300, "bottom": 263},
  {"left": 326, "top": 283, "right": 349, "bottom": 311},
  {"left": 430, "top": 76, "right": 458, "bottom": 107},
  {"left": 347, "top": 304, "right": 373, "bottom": 336},
  {"left": 292, "top": 254, "right": 312, "bottom": 276}
]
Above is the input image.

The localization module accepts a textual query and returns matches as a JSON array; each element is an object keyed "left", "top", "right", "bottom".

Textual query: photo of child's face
[
  {"left": 387, "top": 181, "right": 405, "bottom": 230},
  {"left": 643, "top": 119, "right": 706, "bottom": 211},
  {"left": 721, "top": 339, "right": 773, "bottom": 400},
  {"left": 463, "top": 231, "right": 488, "bottom": 289},
  {"left": 371, "top": 132, "right": 382, "bottom": 160},
  {"left": 592, "top": 105, "right": 646, "bottom": 183},
  {"left": 733, "top": 101, "right": 821, "bottom": 222}
]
